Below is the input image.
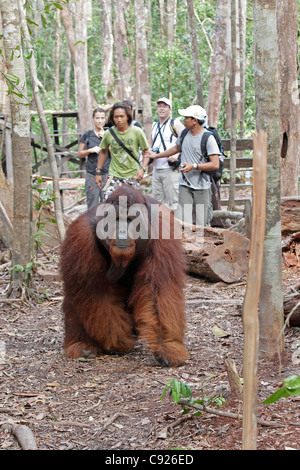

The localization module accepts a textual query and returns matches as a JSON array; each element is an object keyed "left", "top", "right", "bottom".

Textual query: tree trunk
[
  {"left": 60, "top": 1, "right": 92, "bottom": 134},
  {"left": 238, "top": 0, "right": 246, "bottom": 139},
  {"left": 186, "top": 0, "right": 204, "bottom": 107},
  {"left": 159, "top": 0, "right": 165, "bottom": 36},
  {"left": 0, "top": 165, "right": 13, "bottom": 247},
  {"left": 223, "top": 5, "right": 232, "bottom": 131},
  {"left": 100, "top": 0, "right": 114, "bottom": 101},
  {"left": 18, "top": 0, "right": 66, "bottom": 242},
  {"left": 0, "top": 0, "right": 32, "bottom": 290},
  {"left": 228, "top": 0, "right": 239, "bottom": 210},
  {"left": 206, "top": 0, "right": 229, "bottom": 127},
  {"left": 165, "top": 0, "right": 177, "bottom": 46},
  {"left": 55, "top": 8, "right": 61, "bottom": 110},
  {"left": 253, "top": 0, "right": 284, "bottom": 358},
  {"left": 134, "top": 0, "right": 152, "bottom": 139},
  {"left": 62, "top": 45, "right": 71, "bottom": 176},
  {"left": 0, "top": 12, "right": 9, "bottom": 115},
  {"left": 113, "top": 0, "right": 134, "bottom": 102},
  {"left": 277, "top": 0, "right": 299, "bottom": 197}
]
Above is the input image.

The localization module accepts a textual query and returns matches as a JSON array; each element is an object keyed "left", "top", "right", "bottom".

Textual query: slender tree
[
  {"left": 60, "top": 1, "right": 92, "bottom": 133},
  {"left": 239, "top": 0, "right": 246, "bottom": 139},
  {"left": 206, "top": 0, "right": 229, "bottom": 127},
  {"left": 0, "top": 0, "right": 32, "bottom": 292},
  {"left": 165, "top": 0, "right": 177, "bottom": 46},
  {"left": 113, "top": 0, "right": 135, "bottom": 102},
  {"left": 134, "top": 0, "right": 152, "bottom": 138},
  {"left": 186, "top": 0, "right": 204, "bottom": 107},
  {"left": 253, "top": 0, "right": 284, "bottom": 358},
  {"left": 100, "top": 0, "right": 114, "bottom": 101},
  {"left": 277, "top": 0, "right": 299, "bottom": 196},
  {"left": 54, "top": 8, "right": 61, "bottom": 110},
  {"left": 228, "top": 0, "right": 239, "bottom": 210},
  {"left": 18, "top": 0, "right": 66, "bottom": 241},
  {"left": 158, "top": 0, "right": 165, "bottom": 36}
]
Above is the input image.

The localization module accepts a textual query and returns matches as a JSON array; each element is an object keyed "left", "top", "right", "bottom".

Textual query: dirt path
[{"left": 0, "top": 252, "right": 299, "bottom": 451}]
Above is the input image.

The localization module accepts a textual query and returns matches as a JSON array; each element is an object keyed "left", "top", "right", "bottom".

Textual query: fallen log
[
  {"left": 284, "top": 293, "right": 300, "bottom": 327},
  {"left": 282, "top": 231, "right": 300, "bottom": 268},
  {"left": 179, "top": 221, "right": 250, "bottom": 283},
  {"left": 281, "top": 198, "right": 300, "bottom": 234},
  {"left": 212, "top": 210, "right": 243, "bottom": 220}
]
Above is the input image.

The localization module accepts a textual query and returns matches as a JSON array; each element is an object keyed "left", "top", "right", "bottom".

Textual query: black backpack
[
  {"left": 180, "top": 126, "right": 226, "bottom": 183},
  {"left": 202, "top": 126, "right": 226, "bottom": 182}
]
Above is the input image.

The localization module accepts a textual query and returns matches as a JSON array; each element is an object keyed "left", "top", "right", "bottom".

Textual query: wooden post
[{"left": 242, "top": 130, "right": 267, "bottom": 450}]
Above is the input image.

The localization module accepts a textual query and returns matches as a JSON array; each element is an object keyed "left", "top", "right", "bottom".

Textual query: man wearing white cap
[
  {"left": 149, "top": 105, "right": 219, "bottom": 226},
  {"left": 149, "top": 97, "right": 184, "bottom": 211}
]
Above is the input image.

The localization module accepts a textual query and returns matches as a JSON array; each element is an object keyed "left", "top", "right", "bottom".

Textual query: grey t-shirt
[{"left": 176, "top": 130, "right": 220, "bottom": 190}]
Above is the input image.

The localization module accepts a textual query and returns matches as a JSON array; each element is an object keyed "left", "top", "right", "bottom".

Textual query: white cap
[
  {"left": 178, "top": 105, "right": 207, "bottom": 121},
  {"left": 157, "top": 97, "right": 172, "bottom": 107}
]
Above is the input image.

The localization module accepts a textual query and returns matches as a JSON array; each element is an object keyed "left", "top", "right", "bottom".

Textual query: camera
[{"left": 151, "top": 147, "right": 160, "bottom": 154}]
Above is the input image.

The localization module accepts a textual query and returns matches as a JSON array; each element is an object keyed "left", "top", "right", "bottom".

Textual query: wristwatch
[
  {"left": 193, "top": 163, "right": 198, "bottom": 170},
  {"left": 95, "top": 167, "right": 104, "bottom": 175},
  {"left": 141, "top": 166, "right": 147, "bottom": 172}
]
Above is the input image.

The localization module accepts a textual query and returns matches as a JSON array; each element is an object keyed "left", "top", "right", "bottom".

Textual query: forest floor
[{"left": 0, "top": 191, "right": 299, "bottom": 452}]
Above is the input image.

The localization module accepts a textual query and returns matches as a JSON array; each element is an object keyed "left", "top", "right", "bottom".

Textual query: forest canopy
[{"left": 11, "top": 0, "right": 258, "bottom": 135}]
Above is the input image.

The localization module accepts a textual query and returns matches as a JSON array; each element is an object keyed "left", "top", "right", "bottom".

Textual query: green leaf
[
  {"left": 24, "top": 50, "right": 33, "bottom": 60},
  {"left": 11, "top": 91, "right": 25, "bottom": 98},
  {"left": 283, "top": 375, "right": 300, "bottom": 392},
  {"left": 263, "top": 375, "right": 300, "bottom": 404},
  {"left": 73, "top": 40, "right": 85, "bottom": 46},
  {"left": 263, "top": 387, "right": 289, "bottom": 404},
  {"left": 4, "top": 73, "right": 20, "bottom": 85},
  {"left": 41, "top": 14, "right": 47, "bottom": 28},
  {"left": 171, "top": 379, "right": 181, "bottom": 404},
  {"left": 26, "top": 18, "right": 39, "bottom": 27},
  {"left": 160, "top": 379, "right": 173, "bottom": 401},
  {"left": 11, "top": 264, "right": 24, "bottom": 272}
]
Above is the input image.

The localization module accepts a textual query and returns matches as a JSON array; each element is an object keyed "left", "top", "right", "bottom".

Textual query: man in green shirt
[{"left": 95, "top": 102, "right": 150, "bottom": 198}]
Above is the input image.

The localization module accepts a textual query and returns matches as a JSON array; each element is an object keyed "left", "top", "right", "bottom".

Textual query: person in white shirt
[{"left": 149, "top": 97, "right": 184, "bottom": 212}]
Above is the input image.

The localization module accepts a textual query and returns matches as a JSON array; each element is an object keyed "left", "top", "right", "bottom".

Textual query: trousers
[
  {"left": 151, "top": 167, "right": 179, "bottom": 211},
  {"left": 176, "top": 185, "right": 212, "bottom": 226}
]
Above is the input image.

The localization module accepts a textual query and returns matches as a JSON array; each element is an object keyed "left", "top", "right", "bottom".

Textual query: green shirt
[{"left": 100, "top": 125, "right": 149, "bottom": 178}]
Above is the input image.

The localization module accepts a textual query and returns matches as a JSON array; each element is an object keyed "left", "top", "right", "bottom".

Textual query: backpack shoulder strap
[
  {"left": 109, "top": 128, "right": 142, "bottom": 167},
  {"left": 179, "top": 128, "right": 189, "bottom": 146},
  {"left": 201, "top": 131, "right": 212, "bottom": 160},
  {"left": 170, "top": 118, "right": 178, "bottom": 138},
  {"left": 83, "top": 129, "right": 93, "bottom": 146}
]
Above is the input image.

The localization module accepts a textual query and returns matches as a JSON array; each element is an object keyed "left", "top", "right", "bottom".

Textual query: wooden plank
[
  {"left": 222, "top": 138, "right": 253, "bottom": 151},
  {"left": 223, "top": 157, "right": 253, "bottom": 169},
  {"left": 31, "top": 133, "right": 79, "bottom": 152},
  {"left": 221, "top": 183, "right": 252, "bottom": 188},
  {"left": 220, "top": 198, "right": 252, "bottom": 205},
  {"left": 30, "top": 110, "right": 79, "bottom": 118}
]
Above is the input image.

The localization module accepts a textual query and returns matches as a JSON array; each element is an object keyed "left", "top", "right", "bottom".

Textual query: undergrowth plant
[
  {"left": 161, "top": 378, "right": 225, "bottom": 416},
  {"left": 32, "top": 177, "right": 56, "bottom": 261},
  {"left": 10, "top": 178, "right": 56, "bottom": 295},
  {"left": 263, "top": 375, "right": 300, "bottom": 404}
]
